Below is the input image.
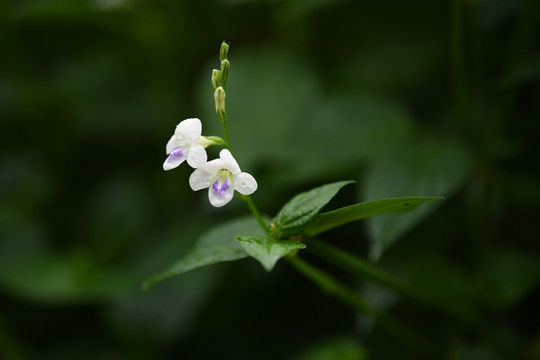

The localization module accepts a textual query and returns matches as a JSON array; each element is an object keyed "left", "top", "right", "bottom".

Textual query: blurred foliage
[{"left": 1, "top": 0, "right": 540, "bottom": 359}]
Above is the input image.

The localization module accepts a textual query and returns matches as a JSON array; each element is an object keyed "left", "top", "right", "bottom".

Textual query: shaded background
[{"left": 1, "top": 0, "right": 540, "bottom": 358}]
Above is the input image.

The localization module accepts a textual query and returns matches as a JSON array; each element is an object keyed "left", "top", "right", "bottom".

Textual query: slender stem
[
  {"left": 239, "top": 194, "right": 270, "bottom": 235},
  {"left": 287, "top": 256, "right": 435, "bottom": 358},
  {"left": 221, "top": 120, "right": 232, "bottom": 152},
  {"left": 308, "top": 238, "right": 417, "bottom": 299},
  {"left": 287, "top": 255, "right": 378, "bottom": 315},
  {"left": 307, "top": 237, "right": 482, "bottom": 328}
]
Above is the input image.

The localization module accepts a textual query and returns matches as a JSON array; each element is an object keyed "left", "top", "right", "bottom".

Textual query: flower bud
[
  {"left": 198, "top": 135, "right": 226, "bottom": 148},
  {"left": 214, "top": 86, "right": 226, "bottom": 122},
  {"left": 220, "top": 41, "right": 229, "bottom": 61},
  {"left": 211, "top": 69, "right": 221, "bottom": 91},
  {"left": 220, "top": 60, "right": 230, "bottom": 84}
]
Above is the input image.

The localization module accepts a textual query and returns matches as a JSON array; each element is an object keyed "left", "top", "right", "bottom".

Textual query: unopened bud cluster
[{"left": 212, "top": 41, "right": 230, "bottom": 123}]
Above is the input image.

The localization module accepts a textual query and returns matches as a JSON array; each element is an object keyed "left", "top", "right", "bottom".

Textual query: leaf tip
[{"left": 262, "top": 262, "right": 276, "bottom": 272}]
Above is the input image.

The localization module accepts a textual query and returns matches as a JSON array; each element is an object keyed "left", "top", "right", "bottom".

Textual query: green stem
[
  {"left": 308, "top": 238, "right": 417, "bottom": 299},
  {"left": 221, "top": 120, "right": 232, "bottom": 151},
  {"left": 287, "top": 255, "right": 378, "bottom": 315},
  {"left": 239, "top": 194, "right": 270, "bottom": 235},
  {"left": 287, "top": 256, "right": 435, "bottom": 358},
  {"left": 307, "top": 238, "right": 482, "bottom": 328}
]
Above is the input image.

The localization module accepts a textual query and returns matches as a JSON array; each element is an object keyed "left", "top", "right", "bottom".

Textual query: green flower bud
[
  {"left": 220, "top": 60, "right": 230, "bottom": 84},
  {"left": 220, "top": 41, "right": 229, "bottom": 61},
  {"left": 214, "top": 86, "right": 226, "bottom": 122},
  {"left": 211, "top": 69, "right": 221, "bottom": 91},
  {"left": 198, "top": 135, "right": 226, "bottom": 148}
]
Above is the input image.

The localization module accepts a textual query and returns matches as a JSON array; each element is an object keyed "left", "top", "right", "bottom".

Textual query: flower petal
[
  {"left": 234, "top": 172, "right": 257, "bottom": 195},
  {"left": 219, "top": 149, "right": 241, "bottom": 174},
  {"left": 189, "top": 168, "right": 211, "bottom": 191},
  {"left": 163, "top": 146, "right": 187, "bottom": 170},
  {"left": 186, "top": 144, "right": 207, "bottom": 168},
  {"left": 175, "top": 118, "right": 202, "bottom": 144},
  {"left": 208, "top": 176, "right": 235, "bottom": 207},
  {"left": 166, "top": 135, "right": 180, "bottom": 154},
  {"left": 199, "top": 157, "right": 226, "bottom": 175}
]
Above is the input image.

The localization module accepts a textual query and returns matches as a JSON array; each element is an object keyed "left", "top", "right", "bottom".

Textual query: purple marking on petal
[
  {"left": 212, "top": 178, "right": 229, "bottom": 197},
  {"left": 170, "top": 146, "right": 184, "bottom": 159}
]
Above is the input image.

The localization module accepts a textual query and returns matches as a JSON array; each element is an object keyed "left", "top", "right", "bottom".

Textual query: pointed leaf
[
  {"left": 143, "top": 217, "right": 266, "bottom": 290},
  {"left": 305, "top": 197, "right": 443, "bottom": 236},
  {"left": 236, "top": 235, "right": 306, "bottom": 271},
  {"left": 272, "top": 181, "right": 354, "bottom": 238}
]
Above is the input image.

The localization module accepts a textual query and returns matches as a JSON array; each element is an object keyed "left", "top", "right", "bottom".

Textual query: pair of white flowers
[{"left": 163, "top": 118, "right": 257, "bottom": 207}]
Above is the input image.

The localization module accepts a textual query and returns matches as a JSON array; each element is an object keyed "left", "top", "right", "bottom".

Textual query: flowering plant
[{"left": 145, "top": 43, "right": 443, "bottom": 347}]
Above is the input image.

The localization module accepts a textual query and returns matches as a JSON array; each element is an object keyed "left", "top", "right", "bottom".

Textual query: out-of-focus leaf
[
  {"left": 196, "top": 47, "right": 418, "bottom": 193},
  {"left": 143, "top": 216, "right": 266, "bottom": 290},
  {"left": 305, "top": 197, "right": 443, "bottom": 236},
  {"left": 272, "top": 181, "right": 354, "bottom": 238},
  {"left": 0, "top": 253, "right": 135, "bottom": 304},
  {"left": 236, "top": 235, "right": 305, "bottom": 271},
  {"left": 107, "top": 266, "right": 221, "bottom": 344},
  {"left": 337, "top": 33, "right": 442, "bottom": 95},
  {"left": 479, "top": 243, "right": 540, "bottom": 310},
  {"left": 196, "top": 47, "right": 322, "bottom": 170},
  {"left": 293, "top": 336, "right": 368, "bottom": 360},
  {"left": 391, "top": 255, "right": 477, "bottom": 323},
  {"left": 275, "top": 0, "right": 348, "bottom": 25},
  {"left": 364, "top": 138, "right": 471, "bottom": 260},
  {"left": 7, "top": 0, "right": 96, "bottom": 20}
]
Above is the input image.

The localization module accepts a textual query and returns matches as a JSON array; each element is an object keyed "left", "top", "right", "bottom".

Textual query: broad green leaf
[
  {"left": 305, "top": 197, "right": 443, "bottom": 236},
  {"left": 143, "top": 216, "right": 266, "bottom": 290},
  {"left": 236, "top": 235, "right": 306, "bottom": 271},
  {"left": 272, "top": 181, "right": 354, "bottom": 238}
]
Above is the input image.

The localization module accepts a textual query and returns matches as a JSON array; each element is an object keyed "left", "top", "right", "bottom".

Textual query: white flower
[
  {"left": 163, "top": 118, "right": 207, "bottom": 170},
  {"left": 189, "top": 149, "right": 257, "bottom": 207}
]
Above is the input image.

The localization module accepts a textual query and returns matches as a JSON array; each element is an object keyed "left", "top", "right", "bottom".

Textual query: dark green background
[{"left": 1, "top": 0, "right": 540, "bottom": 359}]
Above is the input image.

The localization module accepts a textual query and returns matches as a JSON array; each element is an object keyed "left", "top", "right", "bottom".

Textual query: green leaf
[
  {"left": 305, "top": 197, "right": 443, "bottom": 236},
  {"left": 143, "top": 216, "right": 266, "bottom": 290},
  {"left": 272, "top": 181, "right": 354, "bottom": 238},
  {"left": 236, "top": 235, "right": 306, "bottom": 271}
]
